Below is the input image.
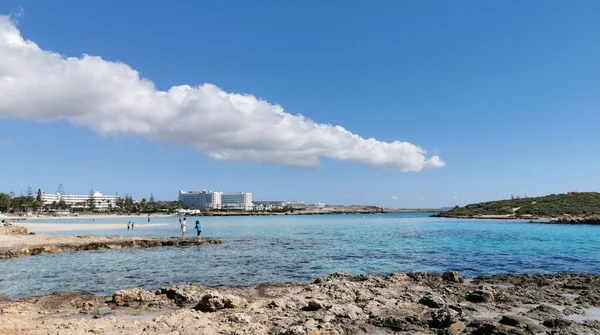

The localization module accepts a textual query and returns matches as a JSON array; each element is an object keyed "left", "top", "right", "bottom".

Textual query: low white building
[{"left": 41, "top": 191, "right": 119, "bottom": 211}]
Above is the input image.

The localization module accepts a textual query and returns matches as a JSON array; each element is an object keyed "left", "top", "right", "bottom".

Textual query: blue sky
[{"left": 0, "top": 1, "right": 599, "bottom": 207}]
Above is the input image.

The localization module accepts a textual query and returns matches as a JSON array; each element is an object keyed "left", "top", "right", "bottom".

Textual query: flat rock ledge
[
  {"left": 2, "top": 272, "right": 599, "bottom": 334},
  {"left": 0, "top": 236, "right": 222, "bottom": 259}
]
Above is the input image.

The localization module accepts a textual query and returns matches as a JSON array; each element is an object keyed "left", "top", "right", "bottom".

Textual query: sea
[{"left": 1, "top": 213, "right": 600, "bottom": 299}]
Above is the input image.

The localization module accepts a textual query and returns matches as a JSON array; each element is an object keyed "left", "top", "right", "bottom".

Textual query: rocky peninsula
[
  {"left": 0, "top": 225, "right": 221, "bottom": 258},
  {"left": 1, "top": 272, "right": 599, "bottom": 334},
  {"left": 433, "top": 192, "right": 600, "bottom": 224}
]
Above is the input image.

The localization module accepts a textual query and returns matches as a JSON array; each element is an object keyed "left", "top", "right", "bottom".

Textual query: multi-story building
[
  {"left": 41, "top": 191, "right": 119, "bottom": 210},
  {"left": 222, "top": 192, "right": 253, "bottom": 210},
  {"left": 178, "top": 190, "right": 223, "bottom": 210},
  {"left": 179, "top": 190, "right": 253, "bottom": 210}
]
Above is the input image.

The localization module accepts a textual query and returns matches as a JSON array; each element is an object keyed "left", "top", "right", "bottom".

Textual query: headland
[
  {"left": 1, "top": 271, "right": 598, "bottom": 334},
  {"left": 433, "top": 192, "right": 600, "bottom": 224}
]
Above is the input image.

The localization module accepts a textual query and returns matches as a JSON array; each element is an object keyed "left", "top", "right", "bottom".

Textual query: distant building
[
  {"left": 179, "top": 190, "right": 252, "bottom": 210},
  {"left": 282, "top": 201, "right": 307, "bottom": 209},
  {"left": 222, "top": 192, "right": 253, "bottom": 211},
  {"left": 179, "top": 190, "right": 222, "bottom": 210},
  {"left": 41, "top": 191, "right": 119, "bottom": 211}
]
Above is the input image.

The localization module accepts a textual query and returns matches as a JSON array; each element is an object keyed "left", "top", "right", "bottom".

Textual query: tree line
[{"left": 0, "top": 188, "right": 185, "bottom": 214}]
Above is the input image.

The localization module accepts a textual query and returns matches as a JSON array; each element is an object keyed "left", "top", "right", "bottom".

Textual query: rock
[
  {"left": 280, "top": 325, "right": 306, "bottom": 335},
  {"left": 228, "top": 313, "right": 252, "bottom": 323},
  {"left": 442, "top": 272, "right": 464, "bottom": 283},
  {"left": 500, "top": 314, "right": 529, "bottom": 327},
  {"left": 466, "top": 290, "right": 494, "bottom": 303},
  {"left": 430, "top": 308, "right": 459, "bottom": 328},
  {"left": 542, "top": 318, "right": 572, "bottom": 329},
  {"left": 526, "top": 304, "right": 561, "bottom": 319},
  {"left": 419, "top": 292, "right": 446, "bottom": 308},
  {"left": 159, "top": 283, "right": 206, "bottom": 305},
  {"left": 96, "top": 307, "right": 112, "bottom": 315},
  {"left": 111, "top": 288, "right": 158, "bottom": 306},
  {"left": 328, "top": 304, "right": 365, "bottom": 320},
  {"left": 371, "top": 314, "right": 425, "bottom": 332},
  {"left": 194, "top": 292, "right": 247, "bottom": 312},
  {"left": 302, "top": 300, "right": 326, "bottom": 311}
]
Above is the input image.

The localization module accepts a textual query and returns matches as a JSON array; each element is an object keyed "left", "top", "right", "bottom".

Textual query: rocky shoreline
[
  {"left": 1, "top": 272, "right": 599, "bottom": 334},
  {"left": 0, "top": 230, "right": 222, "bottom": 258}
]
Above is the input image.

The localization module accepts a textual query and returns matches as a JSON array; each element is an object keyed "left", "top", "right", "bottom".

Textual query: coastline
[
  {"left": 1, "top": 271, "right": 599, "bottom": 334},
  {"left": 431, "top": 213, "right": 600, "bottom": 224}
]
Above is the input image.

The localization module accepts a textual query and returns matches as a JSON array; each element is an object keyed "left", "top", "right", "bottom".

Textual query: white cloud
[
  {"left": 391, "top": 196, "right": 398, "bottom": 200},
  {"left": 0, "top": 16, "right": 445, "bottom": 171}
]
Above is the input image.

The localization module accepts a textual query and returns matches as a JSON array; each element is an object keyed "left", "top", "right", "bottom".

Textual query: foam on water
[{"left": 1, "top": 213, "right": 600, "bottom": 299}]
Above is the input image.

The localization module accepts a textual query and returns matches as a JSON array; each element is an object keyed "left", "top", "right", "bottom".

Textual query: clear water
[{"left": 1, "top": 213, "right": 600, "bottom": 299}]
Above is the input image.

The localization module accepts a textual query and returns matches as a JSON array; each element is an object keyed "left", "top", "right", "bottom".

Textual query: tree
[
  {"left": 9, "top": 191, "right": 14, "bottom": 199},
  {"left": 87, "top": 189, "right": 96, "bottom": 211},
  {"left": 27, "top": 186, "right": 33, "bottom": 197},
  {"left": 0, "top": 193, "right": 11, "bottom": 213},
  {"left": 57, "top": 184, "right": 64, "bottom": 195},
  {"left": 36, "top": 189, "right": 43, "bottom": 202}
]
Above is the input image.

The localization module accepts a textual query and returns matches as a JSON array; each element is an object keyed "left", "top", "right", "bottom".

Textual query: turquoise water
[{"left": 1, "top": 213, "right": 600, "bottom": 299}]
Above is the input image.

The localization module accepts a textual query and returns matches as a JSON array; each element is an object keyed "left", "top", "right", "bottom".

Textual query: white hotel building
[
  {"left": 41, "top": 191, "right": 119, "bottom": 210},
  {"left": 179, "top": 190, "right": 253, "bottom": 211}
]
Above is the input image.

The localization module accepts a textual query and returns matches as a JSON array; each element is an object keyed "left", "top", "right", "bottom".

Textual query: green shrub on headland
[{"left": 435, "top": 192, "right": 600, "bottom": 218}]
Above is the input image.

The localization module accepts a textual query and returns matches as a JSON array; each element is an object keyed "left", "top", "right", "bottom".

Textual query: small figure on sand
[
  {"left": 195, "top": 219, "right": 202, "bottom": 239},
  {"left": 131, "top": 222, "right": 135, "bottom": 230},
  {"left": 127, "top": 221, "right": 131, "bottom": 230},
  {"left": 180, "top": 217, "right": 187, "bottom": 238}
]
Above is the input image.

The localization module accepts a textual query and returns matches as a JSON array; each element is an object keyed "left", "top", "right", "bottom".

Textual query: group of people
[
  {"left": 179, "top": 217, "right": 201, "bottom": 239},
  {"left": 124, "top": 216, "right": 202, "bottom": 239}
]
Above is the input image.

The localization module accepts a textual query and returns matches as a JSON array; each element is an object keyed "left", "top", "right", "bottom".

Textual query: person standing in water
[
  {"left": 147, "top": 214, "right": 150, "bottom": 223},
  {"left": 194, "top": 220, "right": 202, "bottom": 239},
  {"left": 127, "top": 222, "right": 131, "bottom": 230},
  {"left": 180, "top": 217, "right": 187, "bottom": 238},
  {"left": 131, "top": 222, "right": 135, "bottom": 230}
]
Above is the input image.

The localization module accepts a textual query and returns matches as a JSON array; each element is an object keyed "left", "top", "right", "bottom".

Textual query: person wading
[
  {"left": 194, "top": 219, "right": 202, "bottom": 239},
  {"left": 180, "top": 217, "right": 187, "bottom": 238}
]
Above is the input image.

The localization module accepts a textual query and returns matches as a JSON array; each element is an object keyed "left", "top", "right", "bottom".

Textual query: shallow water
[{"left": 1, "top": 213, "right": 600, "bottom": 299}]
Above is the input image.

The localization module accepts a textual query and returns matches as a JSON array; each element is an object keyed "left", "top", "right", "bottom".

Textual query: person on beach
[
  {"left": 194, "top": 220, "right": 202, "bottom": 239},
  {"left": 180, "top": 218, "right": 187, "bottom": 238},
  {"left": 127, "top": 222, "right": 131, "bottom": 230}
]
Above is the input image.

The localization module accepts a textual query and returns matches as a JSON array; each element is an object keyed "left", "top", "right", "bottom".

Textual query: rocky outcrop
[
  {"left": 2, "top": 272, "right": 600, "bottom": 334},
  {"left": 0, "top": 236, "right": 222, "bottom": 258},
  {"left": 552, "top": 215, "right": 600, "bottom": 224}
]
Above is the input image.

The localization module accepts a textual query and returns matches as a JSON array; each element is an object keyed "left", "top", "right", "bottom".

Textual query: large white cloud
[{"left": 0, "top": 16, "right": 444, "bottom": 171}]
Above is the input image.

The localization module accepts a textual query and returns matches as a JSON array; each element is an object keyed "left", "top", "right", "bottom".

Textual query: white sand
[{"left": 20, "top": 223, "right": 169, "bottom": 233}]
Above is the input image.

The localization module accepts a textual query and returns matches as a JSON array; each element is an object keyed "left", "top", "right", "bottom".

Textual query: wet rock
[
  {"left": 526, "top": 304, "right": 561, "bottom": 319},
  {"left": 499, "top": 314, "right": 530, "bottom": 327},
  {"left": 467, "top": 290, "right": 494, "bottom": 303},
  {"left": 442, "top": 272, "right": 464, "bottom": 283},
  {"left": 194, "top": 292, "right": 248, "bottom": 312},
  {"left": 430, "top": 307, "right": 459, "bottom": 328},
  {"left": 419, "top": 292, "right": 446, "bottom": 308},
  {"left": 542, "top": 318, "right": 572, "bottom": 328},
  {"left": 111, "top": 288, "right": 158, "bottom": 306}
]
